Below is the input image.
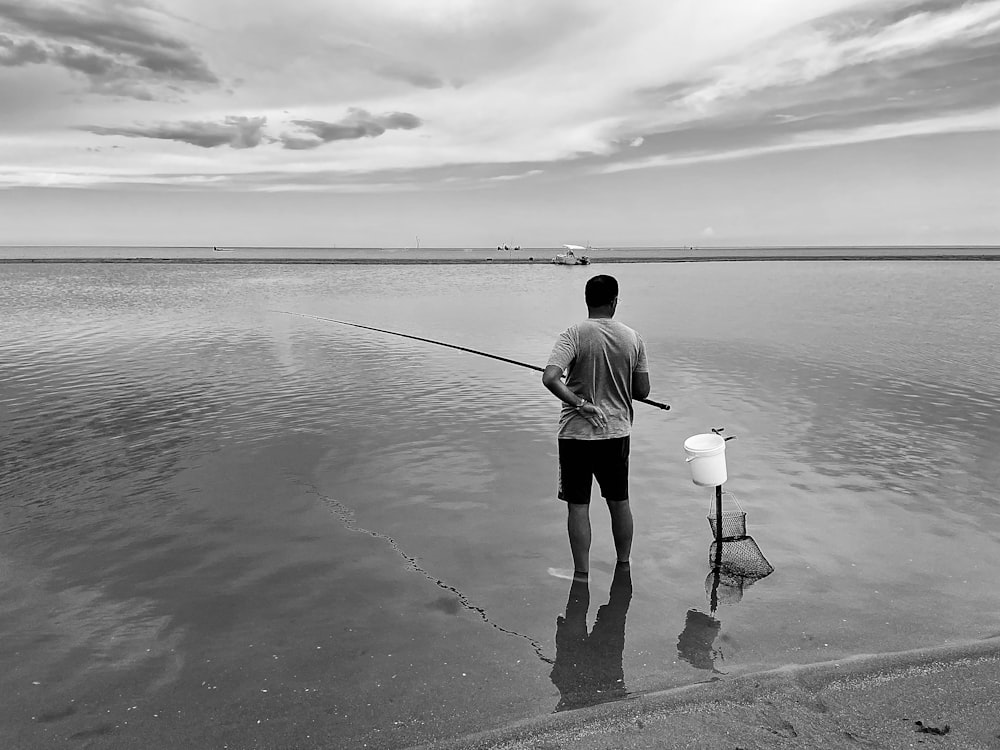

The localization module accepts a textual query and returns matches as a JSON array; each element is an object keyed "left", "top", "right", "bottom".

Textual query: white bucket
[{"left": 683, "top": 433, "right": 728, "bottom": 487}]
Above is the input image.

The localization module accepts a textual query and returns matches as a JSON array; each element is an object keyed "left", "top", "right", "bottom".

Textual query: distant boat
[{"left": 552, "top": 244, "right": 591, "bottom": 265}]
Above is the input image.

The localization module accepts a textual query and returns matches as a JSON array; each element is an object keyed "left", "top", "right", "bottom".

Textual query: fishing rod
[{"left": 275, "top": 310, "right": 671, "bottom": 412}]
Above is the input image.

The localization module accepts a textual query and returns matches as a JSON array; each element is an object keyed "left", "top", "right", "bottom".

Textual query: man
[{"left": 542, "top": 275, "right": 650, "bottom": 578}]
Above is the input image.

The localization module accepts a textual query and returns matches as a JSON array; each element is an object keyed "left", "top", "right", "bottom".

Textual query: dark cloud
[
  {"left": 79, "top": 108, "right": 423, "bottom": 152},
  {"left": 280, "top": 135, "right": 324, "bottom": 151},
  {"left": 56, "top": 44, "right": 116, "bottom": 75},
  {"left": 81, "top": 116, "right": 267, "bottom": 149},
  {"left": 92, "top": 78, "right": 158, "bottom": 100},
  {"left": 0, "top": 33, "right": 47, "bottom": 65},
  {"left": 0, "top": 0, "right": 216, "bottom": 98},
  {"left": 280, "top": 108, "right": 422, "bottom": 150},
  {"left": 376, "top": 62, "right": 444, "bottom": 89}
]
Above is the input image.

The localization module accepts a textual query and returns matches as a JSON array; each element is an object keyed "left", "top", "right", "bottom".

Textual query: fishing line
[{"left": 274, "top": 310, "right": 670, "bottom": 411}]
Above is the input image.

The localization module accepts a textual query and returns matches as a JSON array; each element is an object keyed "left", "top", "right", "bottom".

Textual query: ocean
[{"left": 1, "top": 255, "right": 999, "bottom": 748}]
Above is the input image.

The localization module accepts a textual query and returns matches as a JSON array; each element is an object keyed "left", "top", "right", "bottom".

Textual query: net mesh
[
  {"left": 708, "top": 535, "right": 774, "bottom": 580},
  {"left": 707, "top": 491, "right": 746, "bottom": 540},
  {"left": 705, "top": 538, "right": 774, "bottom": 609},
  {"left": 701, "top": 488, "right": 775, "bottom": 610},
  {"left": 705, "top": 490, "right": 774, "bottom": 610}
]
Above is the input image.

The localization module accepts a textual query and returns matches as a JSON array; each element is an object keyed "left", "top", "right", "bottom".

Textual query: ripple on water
[{"left": 2, "top": 261, "right": 1000, "bottom": 749}]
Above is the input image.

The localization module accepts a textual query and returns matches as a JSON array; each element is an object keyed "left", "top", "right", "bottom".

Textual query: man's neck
[{"left": 588, "top": 307, "right": 615, "bottom": 319}]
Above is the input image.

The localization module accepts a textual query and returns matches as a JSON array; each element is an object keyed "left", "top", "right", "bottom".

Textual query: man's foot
[{"left": 547, "top": 567, "right": 588, "bottom": 581}]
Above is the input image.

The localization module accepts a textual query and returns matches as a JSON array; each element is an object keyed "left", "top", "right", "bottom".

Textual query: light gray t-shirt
[{"left": 546, "top": 318, "right": 648, "bottom": 439}]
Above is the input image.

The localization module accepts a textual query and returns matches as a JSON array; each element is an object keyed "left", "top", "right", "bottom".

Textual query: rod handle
[{"left": 638, "top": 397, "right": 670, "bottom": 410}]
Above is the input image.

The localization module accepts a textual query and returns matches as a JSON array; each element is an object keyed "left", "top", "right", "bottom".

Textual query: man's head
[{"left": 585, "top": 275, "right": 619, "bottom": 311}]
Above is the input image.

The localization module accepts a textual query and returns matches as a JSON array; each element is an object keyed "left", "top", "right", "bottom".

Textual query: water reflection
[
  {"left": 675, "top": 487, "right": 775, "bottom": 674},
  {"left": 3, "top": 261, "right": 998, "bottom": 748},
  {"left": 669, "top": 340, "right": 1000, "bottom": 513},
  {"left": 550, "top": 563, "right": 632, "bottom": 712},
  {"left": 677, "top": 609, "right": 723, "bottom": 672},
  {"left": 705, "top": 534, "right": 774, "bottom": 611}
]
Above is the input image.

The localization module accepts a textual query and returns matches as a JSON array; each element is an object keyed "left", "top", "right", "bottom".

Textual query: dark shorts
[{"left": 557, "top": 437, "right": 630, "bottom": 505}]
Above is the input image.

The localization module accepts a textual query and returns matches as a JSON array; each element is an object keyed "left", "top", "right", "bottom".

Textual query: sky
[{"left": 1, "top": 0, "right": 999, "bottom": 247}]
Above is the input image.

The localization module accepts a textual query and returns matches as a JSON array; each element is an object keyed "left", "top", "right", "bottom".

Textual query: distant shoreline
[{"left": 2, "top": 253, "right": 999, "bottom": 264}]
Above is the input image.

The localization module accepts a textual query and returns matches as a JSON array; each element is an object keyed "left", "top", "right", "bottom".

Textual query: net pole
[
  {"left": 714, "top": 484, "right": 724, "bottom": 560},
  {"left": 710, "top": 484, "right": 724, "bottom": 613}
]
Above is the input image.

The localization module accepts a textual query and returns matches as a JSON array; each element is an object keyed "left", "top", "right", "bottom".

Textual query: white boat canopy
[{"left": 562, "top": 244, "right": 587, "bottom": 251}]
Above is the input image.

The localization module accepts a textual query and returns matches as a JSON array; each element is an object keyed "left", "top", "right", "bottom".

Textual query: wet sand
[{"left": 414, "top": 636, "right": 1000, "bottom": 749}]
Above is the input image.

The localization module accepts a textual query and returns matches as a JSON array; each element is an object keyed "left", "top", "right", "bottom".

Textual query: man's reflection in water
[{"left": 549, "top": 563, "right": 632, "bottom": 712}]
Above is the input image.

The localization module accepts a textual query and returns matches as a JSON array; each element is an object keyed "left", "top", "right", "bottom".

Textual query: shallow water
[{"left": 1, "top": 260, "right": 998, "bottom": 748}]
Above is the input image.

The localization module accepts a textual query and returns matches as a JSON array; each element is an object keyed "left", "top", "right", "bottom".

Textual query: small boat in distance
[{"left": 552, "top": 244, "right": 591, "bottom": 265}]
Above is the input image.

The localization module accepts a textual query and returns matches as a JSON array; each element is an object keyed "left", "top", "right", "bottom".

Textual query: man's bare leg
[
  {"left": 608, "top": 499, "right": 633, "bottom": 564},
  {"left": 567, "top": 503, "right": 591, "bottom": 576}
]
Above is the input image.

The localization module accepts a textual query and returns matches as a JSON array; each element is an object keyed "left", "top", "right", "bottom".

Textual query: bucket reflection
[{"left": 676, "top": 608, "right": 724, "bottom": 673}]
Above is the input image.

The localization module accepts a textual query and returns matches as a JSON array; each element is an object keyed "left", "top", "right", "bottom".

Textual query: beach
[
  {"left": 1, "top": 257, "right": 999, "bottom": 748},
  {"left": 415, "top": 636, "right": 1000, "bottom": 749}
]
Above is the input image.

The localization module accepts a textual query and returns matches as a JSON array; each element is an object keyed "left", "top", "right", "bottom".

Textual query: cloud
[
  {"left": 4, "top": 0, "right": 1000, "bottom": 194},
  {"left": 375, "top": 61, "right": 444, "bottom": 89},
  {"left": 597, "top": 106, "right": 1000, "bottom": 174},
  {"left": 0, "top": 0, "right": 216, "bottom": 98},
  {"left": 279, "top": 108, "right": 422, "bottom": 149},
  {"left": 76, "top": 107, "right": 423, "bottom": 153},
  {"left": 579, "top": 0, "right": 1000, "bottom": 175},
  {"left": 0, "top": 33, "right": 47, "bottom": 65},
  {"left": 485, "top": 169, "right": 543, "bottom": 182},
  {"left": 666, "top": 1, "right": 1000, "bottom": 115},
  {"left": 81, "top": 116, "right": 267, "bottom": 149}
]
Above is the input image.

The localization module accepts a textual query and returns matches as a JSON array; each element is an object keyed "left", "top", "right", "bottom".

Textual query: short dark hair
[{"left": 585, "top": 275, "right": 618, "bottom": 308}]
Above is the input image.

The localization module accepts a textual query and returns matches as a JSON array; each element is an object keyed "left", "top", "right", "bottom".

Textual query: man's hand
[
  {"left": 543, "top": 366, "right": 608, "bottom": 430},
  {"left": 578, "top": 401, "right": 607, "bottom": 430}
]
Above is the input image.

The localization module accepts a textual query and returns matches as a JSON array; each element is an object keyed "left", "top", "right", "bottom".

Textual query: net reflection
[
  {"left": 549, "top": 563, "right": 632, "bottom": 712},
  {"left": 706, "top": 535, "right": 774, "bottom": 612}
]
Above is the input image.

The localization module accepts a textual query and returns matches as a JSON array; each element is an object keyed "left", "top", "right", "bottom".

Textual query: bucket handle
[
  {"left": 711, "top": 427, "right": 737, "bottom": 442},
  {"left": 685, "top": 451, "right": 725, "bottom": 462}
]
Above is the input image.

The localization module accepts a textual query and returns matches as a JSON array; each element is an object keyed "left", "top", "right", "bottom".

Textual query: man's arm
[
  {"left": 542, "top": 365, "right": 607, "bottom": 428},
  {"left": 542, "top": 365, "right": 583, "bottom": 407},
  {"left": 632, "top": 371, "right": 650, "bottom": 401}
]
